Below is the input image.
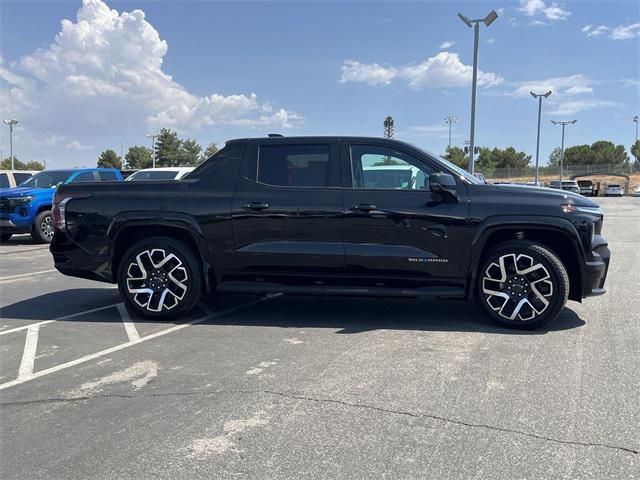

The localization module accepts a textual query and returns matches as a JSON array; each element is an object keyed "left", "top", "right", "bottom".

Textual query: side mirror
[{"left": 429, "top": 173, "right": 459, "bottom": 202}]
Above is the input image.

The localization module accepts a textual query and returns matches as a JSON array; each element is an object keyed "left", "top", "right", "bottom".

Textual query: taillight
[{"left": 52, "top": 192, "right": 90, "bottom": 231}]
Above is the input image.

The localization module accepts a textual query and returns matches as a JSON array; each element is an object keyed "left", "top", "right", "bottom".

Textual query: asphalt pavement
[{"left": 0, "top": 197, "right": 638, "bottom": 479}]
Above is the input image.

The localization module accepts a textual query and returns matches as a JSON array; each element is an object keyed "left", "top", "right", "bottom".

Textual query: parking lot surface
[{"left": 0, "top": 197, "right": 638, "bottom": 479}]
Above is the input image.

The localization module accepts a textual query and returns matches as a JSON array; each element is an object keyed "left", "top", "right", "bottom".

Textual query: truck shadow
[{"left": 1, "top": 288, "right": 585, "bottom": 335}]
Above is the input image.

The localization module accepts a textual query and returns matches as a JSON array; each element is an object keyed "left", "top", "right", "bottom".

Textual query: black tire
[
  {"left": 477, "top": 240, "right": 569, "bottom": 330},
  {"left": 0, "top": 233, "right": 12, "bottom": 242},
  {"left": 117, "top": 236, "right": 203, "bottom": 319},
  {"left": 31, "top": 210, "right": 54, "bottom": 243}
]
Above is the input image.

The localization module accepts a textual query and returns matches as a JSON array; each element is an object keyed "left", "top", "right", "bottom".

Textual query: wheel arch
[
  {"left": 469, "top": 216, "right": 584, "bottom": 302},
  {"left": 109, "top": 214, "right": 213, "bottom": 291}
]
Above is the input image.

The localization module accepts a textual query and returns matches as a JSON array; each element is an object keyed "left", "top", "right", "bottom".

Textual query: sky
[{"left": 1, "top": 0, "right": 639, "bottom": 169}]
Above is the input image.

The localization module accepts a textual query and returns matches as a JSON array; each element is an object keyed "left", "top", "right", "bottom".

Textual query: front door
[
  {"left": 342, "top": 142, "right": 470, "bottom": 287},
  {"left": 231, "top": 142, "right": 344, "bottom": 280}
]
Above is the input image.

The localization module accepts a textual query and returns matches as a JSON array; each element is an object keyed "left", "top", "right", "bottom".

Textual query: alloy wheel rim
[
  {"left": 482, "top": 253, "right": 553, "bottom": 321},
  {"left": 126, "top": 248, "right": 189, "bottom": 312},
  {"left": 41, "top": 215, "right": 54, "bottom": 240}
]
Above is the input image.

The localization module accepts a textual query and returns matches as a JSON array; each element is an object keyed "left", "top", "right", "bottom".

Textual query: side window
[
  {"left": 257, "top": 144, "right": 334, "bottom": 188},
  {"left": 0, "top": 173, "right": 9, "bottom": 188},
  {"left": 13, "top": 173, "right": 32, "bottom": 185},
  {"left": 350, "top": 145, "right": 433, "bottom": 190},
  {"left": 98, "top": 171, "right": 118, "bottom": 182},
  {"left": 71, "top": 171, "right": 96, "bottom": 183}
]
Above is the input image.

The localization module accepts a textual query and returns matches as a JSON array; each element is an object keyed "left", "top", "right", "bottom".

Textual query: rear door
[
  {"left": 231, "top": 141, "right": 344, "bottom": 279},
  {"left": 341, "top": 142, "right": 470, "bottom": 287}
]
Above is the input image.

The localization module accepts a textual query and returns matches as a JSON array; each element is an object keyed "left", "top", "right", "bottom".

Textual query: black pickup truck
[{"left": 50, "top": 136, "right": 610, "bottom": 329}]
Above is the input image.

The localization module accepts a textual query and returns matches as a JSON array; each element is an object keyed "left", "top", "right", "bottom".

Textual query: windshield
[
  {"left": 18, "top": 170, "right": 73, "bottom": 189},
  {"left": 437, "top": 157, "right": 483, "bottom": 184},
  {"left": 126, "top": 170, "right": 179, "bottom": 181}
]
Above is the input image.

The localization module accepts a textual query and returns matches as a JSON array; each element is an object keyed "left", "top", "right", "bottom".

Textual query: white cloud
[
  {"left": 507, "top": 74, "right": 593, "bottom": 98},
  {"left": 339, "top": 60, "right": 397, "bottom": 86},
  {"left": 586, "top": 25, "right": 609, "bottom": 38},
  {"left": 547, "top": 99, "right": 621, "bottom": 116},
  {"left": 518, "top": 0, "right": 570, "bottom": 22},
  {"left": 610, "top": 22, "right": 640, "bottom": 40},
  {"left": 486, "top": 38, "right": 495, "bottom": 44},
  {"left": 582, "top": 25, "right": 592, "bottom": 32},
  {"left": 340, "top": 52, "right": 503, "bottom": 90},
  {"left": 439, "top": 41, "right": 455, "bottom": 49},
  {"left": 67, "top": 140, "right": 94, "bottom": 151},
  {"left": 0, "top": 0, "right": 300, "bottom": 145}
]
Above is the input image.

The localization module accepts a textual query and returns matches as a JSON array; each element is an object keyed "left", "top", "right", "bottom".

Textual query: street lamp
[
  {"left": 145, "top": 132, "right": 158, "bottom": 168},
  {"left": 458, "top": 10, "right": 498, "bottom": 174},
  {"left": 530, "top": 91, "right": 552, "bottom": 185},
  {"left": 3, "top": 119, "right": 18, "bottom": 170},
  {"left": 551, "top": 119, "right": 577, "bottom": 184},
  {"left": 444, "top": 116, "right": 458, "bottom": 149}
]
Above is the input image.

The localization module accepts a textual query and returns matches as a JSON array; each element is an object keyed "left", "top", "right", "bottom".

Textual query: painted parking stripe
[
  {"left": 0, "top": 303, "right": 121, "bottom": 336},
  {"left": 17, "top": 325, "right": 40, "bottom": 380},
  {"left": 0, "top": 295, "right": 276, "bottom": 391},
  {"left": 117, "top": 303, "right": 140, "bottom": 342},
  {"left": 0, "top": 269, "right": 57, "bottom": 282}
]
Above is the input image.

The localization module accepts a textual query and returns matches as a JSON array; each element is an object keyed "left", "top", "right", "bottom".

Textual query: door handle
[
  {"left": 242, "top": 202, "right": 269, "bottom": 210},
  {"left": 427, "top": 225, "right": 448, "bottom": 238},
  {"left": 349, "top": 204, "right": 377, "bottom": 212}
]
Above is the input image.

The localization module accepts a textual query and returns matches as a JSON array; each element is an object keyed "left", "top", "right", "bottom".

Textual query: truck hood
[
  {"left": 0, "top": 187, "right": 55, "bottom": 198},
  {"left": 489, "top": 183, "right": 600, "bottom": 208}
]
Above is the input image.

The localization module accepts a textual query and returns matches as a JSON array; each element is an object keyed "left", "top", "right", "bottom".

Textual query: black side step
[{"left": 217, "top": 281, "right": 465, "bottom": 298}]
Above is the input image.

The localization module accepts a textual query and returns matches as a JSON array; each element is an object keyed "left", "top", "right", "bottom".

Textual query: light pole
[
  {"left": 551, "top": 119, "right": 577, "bottom": 184},
  {"left": 444, "top": 116, "right": 458, "bottom": 149},
  {"left": 530, "top": 91, "right": 552, "bottom": 185},
  {"left": 145, "top": 132, "right": 158, "bottom": 168},
  {"left": 458, "top": 10, "right": 498, "bottom": 174},
  {"left": 3, "top": 119, "right": 18, "bottom": 170}
]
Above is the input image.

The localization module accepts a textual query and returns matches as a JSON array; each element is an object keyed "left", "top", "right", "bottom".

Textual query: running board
[{"left": 217, "top": 281, "right": 465, "bottom": 298}]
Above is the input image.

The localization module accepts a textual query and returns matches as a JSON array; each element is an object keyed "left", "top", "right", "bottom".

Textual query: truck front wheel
[
  {"left": 32, "top": 210, "right": 54, "bottom": 243},
  {"left": 117, "top": 236, "right": 203, "bottom": 319},
  {"left": 478, "top": 241, "right": 569, "bottom": 330}
]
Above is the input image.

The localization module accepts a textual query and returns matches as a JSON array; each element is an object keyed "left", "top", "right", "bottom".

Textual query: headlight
[
  {"left": 4, "top": 195, "right": 35, "bottom": 205},
  {"left": 560, "top": 204, "right": 602, "bottom": 215}
]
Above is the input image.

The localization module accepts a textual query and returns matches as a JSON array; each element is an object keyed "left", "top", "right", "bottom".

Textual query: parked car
[
  {"left": 50, "top": 136, "right": 610, "bottom": 330},
  {"left": 605, "top": 184, "right": 623, "bottom": 197},
  {"left": 125, "top": 167, "right": 194, "bottom": 182},
  {"left": 0, "top": 170, "right": 38, "bottom": 189},
  {"left": 0, "top": 168, "right": 123, "bottom": 243},
  {"left": 577, "top": 180, "right": 595, "bottom": 196},
  {"left": 548, "top": 180, "right": 580, "bottom": 194},
  {"left": 473, "top": 172, "right": 487, "bottom": 184},
  {"left": 634, "top": 184, "right": 640, "bottom": 197}
]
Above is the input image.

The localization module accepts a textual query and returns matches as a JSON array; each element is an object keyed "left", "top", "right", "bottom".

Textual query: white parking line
[
  {"left": 0, "top": 295, "right": 275, "bottom": 391},
  {"left": 16, "top": 325, "right": 40, "bottom": 381},
  {"left": 117, "top": 303, "right": 140, "bottom": 342},
  {"left": 0, "top": 269, "right": 57, "bottom": 282},
  {"left": 0, "top": 303, "right": 121, "bottom": 337}
]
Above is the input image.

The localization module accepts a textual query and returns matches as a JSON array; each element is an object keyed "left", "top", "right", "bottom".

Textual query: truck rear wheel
[
  {"left": 32, "top": 210, "right": 54, "bottom": 243},
  {"left": 117, "top": 236, "right": 203, "bottom": 319},
  {"left": 477, "top": 240, "right": 569, "bottom": 330}
]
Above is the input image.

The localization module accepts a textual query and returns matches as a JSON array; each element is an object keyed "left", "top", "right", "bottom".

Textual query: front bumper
[
  {"left": 0, "top": 215, "right": 32, "bottom": 234},
  {"left": 582, "top": 234, "right": 610, "bottom": 297}
]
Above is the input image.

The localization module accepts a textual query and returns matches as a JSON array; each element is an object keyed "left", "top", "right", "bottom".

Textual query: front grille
[{"left": 0, "top": 198, "right": 14, "bottom": 214}]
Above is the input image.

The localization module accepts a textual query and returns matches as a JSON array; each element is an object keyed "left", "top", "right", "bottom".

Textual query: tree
[
  {"left": 97, "top": 149, "right": 122, "bottom": 169},
  {"left": 442, "top": 146, "right": 467, "bottom": 169},
  {"left": 124, "top": 146, "right": 152, "bottom": 169},
  {"left": 383, "top": 116, "right": 394, "bottom": 138},
  {"left": 548, "top": 146, "right": 563, "bottom": 166},
  {"left": 631, "top": 140, "right": 640, "bottom": 168},
  {"left": 180, "top": 138, "right": 202, "bottom": 166},
  {"left": 155, "top": 128, "right": 182, "bottom": 167},
  {"left": 203, "top": 142, "right": 219, "bottom": 160},
  {"left": 562, "top": 141, "right": 628, "bottom": 167},
  {"left": 476, "top": 147, "right": 531, "bottom": 172},
  {"left": 0, "top": 157, "right": 44, "bottom": 171}
]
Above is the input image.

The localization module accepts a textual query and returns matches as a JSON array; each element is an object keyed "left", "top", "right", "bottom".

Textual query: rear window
[
  {"left": 98, "top": 171, "right": 118, "bottom": 182},
  {"left": 0, "top": 173, "right": 8, "bottom": 188},
  {"left": 257, "top": 144, "right": 331, "bottom": 188},
  {"left": 127, "top": 170, "right": 178, "bottom": 181},
  {"left": 71, "top": 171, "right": 96, "bottom": 182}
]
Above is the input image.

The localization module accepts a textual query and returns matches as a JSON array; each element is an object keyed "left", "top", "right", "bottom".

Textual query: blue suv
[{"left": 0, "top": 168, "right": 122, "bottom": 243}]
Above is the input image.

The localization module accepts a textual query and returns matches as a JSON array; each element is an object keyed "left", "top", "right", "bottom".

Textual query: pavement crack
[{"left": 3, "top": 388, "right": 637, "bottom": 456}]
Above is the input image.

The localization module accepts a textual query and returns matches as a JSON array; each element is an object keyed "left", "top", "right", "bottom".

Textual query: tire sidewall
[
  {"left": 117, "top": 237, "right": 202, "bottom": 319},
  {"left": 478, "top": 241, "right": 568, "bottom": 329},
  {"left": 32, "top": 210, "right": 53, "bottom": 244}
]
